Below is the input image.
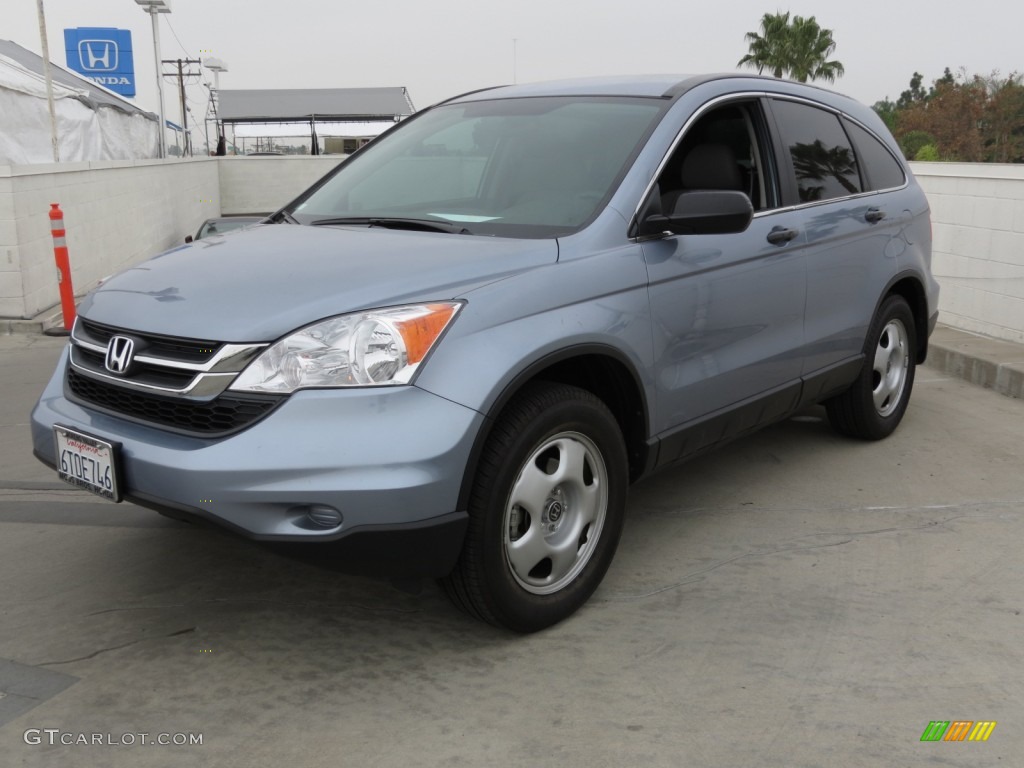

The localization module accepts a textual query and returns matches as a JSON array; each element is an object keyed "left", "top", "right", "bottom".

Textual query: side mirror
[
  {"left": 184, "top": 235, "right": 194, "bottom": 243},
  {"left": 638, "top": 190, "right": 753, "bottom": 237}
]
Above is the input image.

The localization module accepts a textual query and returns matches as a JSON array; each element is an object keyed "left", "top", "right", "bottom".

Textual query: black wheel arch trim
[
  {"left": 873, "top": 269, "right": 932, "bottom": 363},
  {"left": 455, "top": 343, "right": 653, "bottom": 514}
]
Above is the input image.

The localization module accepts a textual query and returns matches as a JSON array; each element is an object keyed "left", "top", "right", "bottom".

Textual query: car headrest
[{"left": 680, "top": 144, "right": 742, "bottom": 191}]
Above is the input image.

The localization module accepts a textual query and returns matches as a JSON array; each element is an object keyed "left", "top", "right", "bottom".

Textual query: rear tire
[
  {"left": 441, "top": 382, "right": 628, "bottom": 632},
  {"left": 826, "top": 295, "right": 916, "bottom": 440}
]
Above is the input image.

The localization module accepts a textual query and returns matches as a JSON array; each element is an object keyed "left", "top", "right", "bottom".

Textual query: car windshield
[{"left": 290, "top": 96, "right": 666, "bottom": 238}]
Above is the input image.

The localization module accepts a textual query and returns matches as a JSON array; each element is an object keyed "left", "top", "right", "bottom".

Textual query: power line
[
  {"left": 156, "top": 17, "right": 220, "bottom": 153},
  {"left": 162, "top": 16, "right": 194, "bottom": 59}
]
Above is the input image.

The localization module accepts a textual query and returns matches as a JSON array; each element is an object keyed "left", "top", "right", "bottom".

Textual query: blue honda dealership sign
[{"left": 64, "top": 28, "right": 136, "bottom": 98}]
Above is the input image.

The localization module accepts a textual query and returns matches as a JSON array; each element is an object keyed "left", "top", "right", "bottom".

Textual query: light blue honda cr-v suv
[{"left": 32, "top": 74, "right": 939, "bottom": 632}]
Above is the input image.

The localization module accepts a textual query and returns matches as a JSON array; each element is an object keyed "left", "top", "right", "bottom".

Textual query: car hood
[{"left": 78, "top": 224, "right": 558, "bottom": 341}]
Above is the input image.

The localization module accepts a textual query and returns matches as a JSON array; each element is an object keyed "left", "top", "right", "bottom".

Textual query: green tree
[
  {"left": 737, "top": 11, "right": 793, "bottom": 79},
  {"left": 896, "top": 72, "right": 928, "bottom": 109},
  {"left": 873, "top": 98, "right": 898, "bottom": 132},
  {"left": 883, "top": 68, "right": 1024, "bottom": 163},
  {"left": 738, "top": 12, "right": 844, "bottom": 83},
  {"left": 897, "top": 75, "right": 986, "bottom": 161},
  {"left": 898, "top": 130, "right": 937, "bottom": 161},
  {"left": 787, "top": 16, "right": 845, "bottom": 83},
  {"left": 980, "top": 72, "right": 1024, "bottom": 163}
]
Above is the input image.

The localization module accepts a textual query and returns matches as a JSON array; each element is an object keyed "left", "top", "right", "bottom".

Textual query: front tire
[
  {"left": 826, "top": 294, "right": 917, "bottom": 440},
  {"left": 442, "top": 382, "right": 628, "bottom": 632}
]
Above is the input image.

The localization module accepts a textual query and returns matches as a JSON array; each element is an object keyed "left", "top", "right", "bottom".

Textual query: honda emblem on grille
[{"left": 105, "top": 336, "right": 135, "bottom": 374}]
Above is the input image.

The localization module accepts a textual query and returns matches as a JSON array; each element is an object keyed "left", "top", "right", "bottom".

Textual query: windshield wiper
[{"left": 309, "top": 216, "right": 472, "bottom": 234}]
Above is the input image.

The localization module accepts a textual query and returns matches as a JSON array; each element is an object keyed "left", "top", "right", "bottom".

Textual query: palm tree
[
  {"left": 786, "top": 16, "right": 845, "bottom": 83},
  {"left": 738, "top": 13, "right": 845, "bottom": 84},
  {"left": 737, "top": 12, "right": 793, "bottom": 79}
]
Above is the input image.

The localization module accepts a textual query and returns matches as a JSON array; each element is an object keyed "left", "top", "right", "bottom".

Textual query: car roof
[
  {"left": 442, "top": 72, "right": 872, "bottom": 129},
  {"left": 445, "top": 72, "right": 858, "bottom": 107},
  {"left": 449, "top": 75, "right": 697, "bottom": 101}
]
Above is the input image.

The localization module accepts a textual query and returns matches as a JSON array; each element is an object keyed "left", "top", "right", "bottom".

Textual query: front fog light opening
[{"left": 291, "top": 504, "right": 344, "bottom": 529}]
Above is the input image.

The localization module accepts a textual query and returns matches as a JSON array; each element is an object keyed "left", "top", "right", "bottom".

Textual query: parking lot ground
[{"left": 1, "top": 334, "right": 1022, "bottom": 767}]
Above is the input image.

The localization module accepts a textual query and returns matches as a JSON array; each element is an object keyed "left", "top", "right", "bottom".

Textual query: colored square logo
[{"left": 77, "top": 39, "right": 118, "bottom": 72}]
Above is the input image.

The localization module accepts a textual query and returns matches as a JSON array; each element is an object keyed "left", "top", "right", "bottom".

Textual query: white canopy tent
[{"left": 0, "top": 41, "right": 159, "bottom": 165}]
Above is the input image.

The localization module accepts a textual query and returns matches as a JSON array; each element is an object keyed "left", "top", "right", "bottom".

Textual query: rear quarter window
[{"left": 843, "top": 120, "right": 907, "bottom": 191}]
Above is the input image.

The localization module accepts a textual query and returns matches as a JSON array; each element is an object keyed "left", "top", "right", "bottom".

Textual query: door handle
[
  {"left": 865, "top": 207, "right": 886, "bottom": 223},
  {"left": 766, "top": 226, "right": 799, "bottom": 246}
]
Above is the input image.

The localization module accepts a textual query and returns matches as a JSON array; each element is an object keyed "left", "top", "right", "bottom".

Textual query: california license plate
[{"left": 53, "top": 426, "right": 121, "bottom": 501}]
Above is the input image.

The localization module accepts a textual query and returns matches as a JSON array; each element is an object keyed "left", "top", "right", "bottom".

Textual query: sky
[{"left": 6, "top": 0, "right": 1024, "bottom": 127}]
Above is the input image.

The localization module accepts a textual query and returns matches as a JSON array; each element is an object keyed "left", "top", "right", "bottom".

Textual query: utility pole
[{"left": 162, "top": 57, "right": 201, "bottom": 156}]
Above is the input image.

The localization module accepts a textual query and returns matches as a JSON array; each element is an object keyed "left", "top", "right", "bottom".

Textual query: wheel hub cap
[
  {"left": 502, "top": 432, "right": 609, "bottom": 595},
  {"left": 544, "top": 489, "right": 565, "bottom": 530},
  {"left": 872, "top": 318, "right": 909, "bottom": 417}
]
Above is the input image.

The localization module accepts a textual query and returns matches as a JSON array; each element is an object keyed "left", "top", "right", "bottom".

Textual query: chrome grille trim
[
  {"left": 71, "top": 324, "right": 266, "bottom": 374},
  {"left": 68, "top": 319, "right": 267, "bottom": 401}
]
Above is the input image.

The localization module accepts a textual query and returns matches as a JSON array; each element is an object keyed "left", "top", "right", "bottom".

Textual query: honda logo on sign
[
  {"left": 78, "top": 40, "right": 118, "bottom": 72},
  {"left": 105, "top": 336, "right": 135, "bottom": 374},
  {"left": 64, "top": 28, "right": 136, "bottom": 97}
]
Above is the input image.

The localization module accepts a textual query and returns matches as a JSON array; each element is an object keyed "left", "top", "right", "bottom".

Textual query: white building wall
[
  {"left": 218, "top": 156, "right": 341, "bottom": 215},
  {"left": 911, "top": 162, "right": 1024, "bottom": 344}
]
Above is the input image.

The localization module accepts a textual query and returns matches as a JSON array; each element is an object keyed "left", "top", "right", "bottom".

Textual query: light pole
[
  {"left": 135, "top": 0, "right": 172, "bottom": 159},
  {"left": 35, "top": 0, "right": 60, "bottom": 162},
  {"left": 204, "top": 57, "right": 228, "bottom": 92}
]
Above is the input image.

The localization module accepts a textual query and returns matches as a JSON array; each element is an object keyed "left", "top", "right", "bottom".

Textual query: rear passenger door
[{"left": 767, "top": 98, "right": 910, "bottom": 379}]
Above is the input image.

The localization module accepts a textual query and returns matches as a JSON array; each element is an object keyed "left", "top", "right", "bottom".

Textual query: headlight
[{"left": 230, "top": 302, "right": 461, "bottom": 393}]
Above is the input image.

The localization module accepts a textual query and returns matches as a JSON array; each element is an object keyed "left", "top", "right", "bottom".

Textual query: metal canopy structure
[
  {"left": 215, "top": 87, "right": 416, "bottom": 155},
  {"left": 217, "top": 87, "right": 416, "bottom": 124}
]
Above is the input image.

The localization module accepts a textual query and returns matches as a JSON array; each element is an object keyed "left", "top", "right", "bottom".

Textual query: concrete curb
[
  {"left": 925, "top": 325, "right": 1024, "bottom": 399},
  {"left": 1, "top": 306, "right": 66, "bottom": 336}
]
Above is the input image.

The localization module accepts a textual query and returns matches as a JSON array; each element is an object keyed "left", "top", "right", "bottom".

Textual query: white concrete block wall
[
  {"left": 911, "top": 162, "right": 1024, "bottom": 344},
  {"left": 0, "top": 170, "right": 22, "bottom": 318},
  {"left": 4, "top": 158, "right": 220, "bottom": 318},
  {"left": 218, "top": 156, "right": 342, "bottom": 215}
]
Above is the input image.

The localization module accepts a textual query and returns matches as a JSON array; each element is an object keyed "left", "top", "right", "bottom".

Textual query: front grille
[
  {"left": 67, "top": 368, "right": 281, "bottom": 436},
  {"left": 79, "top": 319, "right": 220, "bottom": 364},
  {"left": 69, "top": 317, "right": 266, "bottom": 406},
  {"left": 74, "top": 346, "right": 196, "bottom": 389}
]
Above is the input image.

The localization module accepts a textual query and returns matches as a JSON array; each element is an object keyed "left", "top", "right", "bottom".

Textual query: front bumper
[{"left": 32, "top": 348, "right": 482, "bottom": 577}]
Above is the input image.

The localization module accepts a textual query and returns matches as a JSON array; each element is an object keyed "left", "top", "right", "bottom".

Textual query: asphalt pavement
[{"left": 0, "top": 329, "right": 1022, "bottom": 767}]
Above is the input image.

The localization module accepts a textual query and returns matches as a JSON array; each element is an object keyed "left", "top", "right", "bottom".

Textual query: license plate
[{"left": 53, "top": 426, "right": 121, "bottom": 501}]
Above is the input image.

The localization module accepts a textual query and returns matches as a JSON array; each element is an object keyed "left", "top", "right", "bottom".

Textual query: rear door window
[{"left": 771, "top": 99, "right": 862, "bottom": 204}]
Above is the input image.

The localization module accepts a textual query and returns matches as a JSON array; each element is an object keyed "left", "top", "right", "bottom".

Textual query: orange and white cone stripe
[{"left": 48, "top": 203, "right": 76, "bottom": 330}]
